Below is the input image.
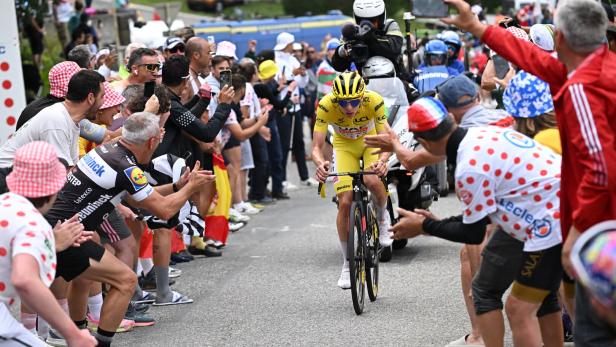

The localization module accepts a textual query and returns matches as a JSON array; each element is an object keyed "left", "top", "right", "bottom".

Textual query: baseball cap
[
  {"left": 6, "top": 142, "right": 67, "bottom": 198},
  {"left": 326, "top": 38, "right": 341, "bottom": 51},
  {"left": 258, "top": 60, "right": 279, "bottom": 80},
  {"left": 49, "top": 61, "right": 82, "bottom": 99},
  {"left": 274, "top": 32, "right": 295, "bottom": 51},
  {"left": 503, "top": 71, "right": 554, "bottom": 118},
  {"left": 292, "top": 43, "right": 303, "bottom": 51},
  {"left": 571, "top": 220, "right": 616, "bottom": 309},
  {"left": 101, "top": 82, "right": 126, "bottom": 110},
  {"left": 530, "top": 24, "right": 555, "bottom": 51},
  {"left": 437, "top": 75, "right": 479, "bottom": 109},
  {"left": 215, "top": 41, "right": 238, "bottom": 60},
  {"left": 407, "top": 97, "right": 449, "bottom": 132},
  {"left": 164, "top": 37, "right": 184, "bottom": 51}
]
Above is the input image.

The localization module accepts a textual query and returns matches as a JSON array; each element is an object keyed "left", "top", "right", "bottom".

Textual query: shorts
[
  {"left": 331, "top": 135, "right": 378, "bottom": 194},
  {"left": 223, "top": 135, "right": 240, "bottom": 150},
  {"left": 240, "top": 140, "right": 254, "bottom": 170},
  {"left": 26, "top": 30, "right": 44, "bottom": 55},
  {"left": 512, "top": 243, "right": 563, "bottom": 304},
  {"left": 472, "top": 229, "right": 561, "bottom": 316},
  {"left": 97, "top": 208, "right": 132, "bottom": 244},
  {"left": 0, "top": 304, "right": 47, "bottom": 347},
  {"left": 56, "top": 240, "right": 105, "bottom": 281}
]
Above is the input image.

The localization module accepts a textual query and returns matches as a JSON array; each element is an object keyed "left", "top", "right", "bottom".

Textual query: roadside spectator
[
  {"left": 443, "top": 0, "right": 616, "bottom": 344},
  {"left": 68, "top": 44, "right": 94, "bottom": 69},
  {"left": 22, "top": 0, "right": 47, "bottom": 69},
  {"left": 53, "top": 0, "right": 73, "bottom": 49},
  {"left": 185, "top": 37, "right": 212, "bottom": 94},
  {"left": 64, "top": 26, "right": 88, "bottom": 59},
  {"left": 112, "top": 48, "right": 159, "bottom": 94},
  {"left": 162, "top": 37, "right": 185, "bottom": 59}
]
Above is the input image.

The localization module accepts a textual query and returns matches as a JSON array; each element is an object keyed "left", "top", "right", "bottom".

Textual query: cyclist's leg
[{"left": 361, "top": 146, "right": 392, "bottom": 246}]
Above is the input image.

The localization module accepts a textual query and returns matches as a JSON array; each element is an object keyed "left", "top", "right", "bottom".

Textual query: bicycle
[{"left": 318, "top": 170, "right": 381, "bottom": 315}]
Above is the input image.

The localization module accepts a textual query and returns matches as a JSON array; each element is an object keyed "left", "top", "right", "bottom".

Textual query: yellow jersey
[{"left": 314, "top": 90, "right": 387, "bottom": 141}]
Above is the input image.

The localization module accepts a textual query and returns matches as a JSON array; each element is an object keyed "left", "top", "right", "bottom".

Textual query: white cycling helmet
[
  {"left": 353, "top": 0, "right": 386, "bottom": 26},
  {"left": 362, "top": 56, "right": 395, "bottom": 79}
]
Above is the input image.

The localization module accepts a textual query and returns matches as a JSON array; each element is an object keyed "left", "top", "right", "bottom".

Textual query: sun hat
[
  {"left": 215, "top": 41, "right": 238, "bottom": 60},
  {"left": 407, "top": 97, "right": 449, "bottom": 132},
  {"left": 274, "top": 32, "right": 295, "bottom": 51},
  {"left": 570, "top": 220, "right": 616, "bottom": 309},
  {"left": 326, "top": 38, "right": 341, "bottom": 51},
  {"left": 258, "top": 60, "right": 279, "bottom": 80},
  {"left": 49, "top": 61, "right": 82, "bottom": 98},
  {"left": 437, "top": 75, "right": 479, "bottom": 109},
  {"left": 530, "top": 24, "right": 555, "bottom": 51},
  {"left": 503, "top": 71, "right": 554, "bottom": 118},
  {"left": 6, "top": 142, "right": 67, "bottom": 198},
  {"left": 101, "top": 82, "right": 126, "bottom": 109}
]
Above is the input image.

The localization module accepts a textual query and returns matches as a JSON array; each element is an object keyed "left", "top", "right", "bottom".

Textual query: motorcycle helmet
[
  {"left": 362, "top": 56, "right": 395, "bottom": 79},
  {"left": 424, "top": 39, "right": 448, "bottom": 66},
  {"left": 353, "top": 0, "right": 386, "bottom": 29},
  {"left": 440, "top": 30, "right": 461, "bottom": 47},
  {"left": 332, "top": 71, "right": 366, "bottom": 100}
]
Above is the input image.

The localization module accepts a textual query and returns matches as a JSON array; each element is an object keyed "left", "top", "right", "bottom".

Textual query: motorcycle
[{"left": 362, "top": 57, "right": 439, "bottom": 259}]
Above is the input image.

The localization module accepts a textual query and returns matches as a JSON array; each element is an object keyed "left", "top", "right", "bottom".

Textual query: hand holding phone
[
  {"left": 219, "top": 69, "right": 232, "bottom": 89},
  {"left": 144, "top": 81, "right": 156, "bottom": 98}
]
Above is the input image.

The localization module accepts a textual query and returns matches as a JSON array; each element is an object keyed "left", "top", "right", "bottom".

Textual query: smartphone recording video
[
  {"left": 144, "top": 81, "right": 156, "bottom": 98},
  {"left": 411, "top": 0, "right": 449, "bottom": 18},
  {"left": 492, "top": 55, "right": 511, "bottom": 80},
  {"left": 220, "top": 69, "right": 232, "bottom": 89}
]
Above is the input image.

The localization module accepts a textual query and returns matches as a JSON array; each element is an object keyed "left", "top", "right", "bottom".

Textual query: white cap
[
  {"left": 292, "top": 42, "right": 303, "bottom": 51},
  {"left": 530, "top": 24, "right": 555, "bottom": 52},
  {"left": 215, "top": 41, "right": 238, "bottom": 60},
  {"left": 274, "top": 32, "right": 295, "bottom": 51}
]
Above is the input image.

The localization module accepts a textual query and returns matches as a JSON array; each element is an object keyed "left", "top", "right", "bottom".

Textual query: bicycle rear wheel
[
  {"left": 348, "top": 202, "right": 365, "bottom": 315},
  {"left": 365, "top": 202, "right": 379, "bottom": 302}
]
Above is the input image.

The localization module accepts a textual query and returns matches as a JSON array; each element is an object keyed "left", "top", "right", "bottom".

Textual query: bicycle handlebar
[{"left": 316, "top": 171, "right": 378, "bottom": 196}]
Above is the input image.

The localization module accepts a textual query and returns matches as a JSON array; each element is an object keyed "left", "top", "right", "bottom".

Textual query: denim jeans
[
  {"left": 277, "top": 111, "right": 309, "bottom": 182},
  {"left": 266, "top": 116, "right": 284, "bottom": 195}
]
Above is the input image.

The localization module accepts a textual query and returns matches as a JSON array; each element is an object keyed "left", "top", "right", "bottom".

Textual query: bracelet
[{"left": 173, "top": 183, "right": 179, "bottom": 192}]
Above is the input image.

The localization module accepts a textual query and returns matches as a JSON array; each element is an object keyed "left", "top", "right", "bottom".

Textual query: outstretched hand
[
  {"left": 365, "top": 128, "right": 399, "bottom": 155},
  {"left": 390, "top": 208, "right": 426, "bottom": 240},
  {"left": 441, "top": 0, "right": 488, "bottom": 38}
]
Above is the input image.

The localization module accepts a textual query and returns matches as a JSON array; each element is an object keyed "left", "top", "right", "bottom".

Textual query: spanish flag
[{"left": 205, "top": 154, "right": 231, "bottom": 244}]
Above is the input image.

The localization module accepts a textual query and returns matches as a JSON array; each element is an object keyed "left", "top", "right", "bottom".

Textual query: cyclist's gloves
[{"left": 422, "top": 215, "right": 490, "bottom": 245}]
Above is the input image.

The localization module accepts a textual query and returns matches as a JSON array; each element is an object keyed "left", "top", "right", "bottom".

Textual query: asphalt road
[{"left": 114, "top": 162, "right": 483, "bottom": 347}]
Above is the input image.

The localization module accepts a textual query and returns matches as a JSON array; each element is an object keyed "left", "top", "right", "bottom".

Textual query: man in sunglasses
[
  {"left": 111, "top": 48, "right": 159, "bottom": 94},
  {"left": 163, "top": 37, "right": 186, "bottom": 59},
  {"left": 311, "top": 71, "right": 393, "bottom": 289}
]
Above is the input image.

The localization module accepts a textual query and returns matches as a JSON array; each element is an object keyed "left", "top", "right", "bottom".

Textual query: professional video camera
[{"left": 340, "top": 21, "right": 376, "bottom": 66}]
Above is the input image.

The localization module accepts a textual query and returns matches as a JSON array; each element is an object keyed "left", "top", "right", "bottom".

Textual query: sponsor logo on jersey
[
  {"left": 318, "top": 103, "right": 329, "bottom": 112},
  {"left": 78, "top": 194, "right": 113, "bottom": 222},
  {"left": 531, "top": 219, "right": 552, "bottom": 238},
  {"left": 124, "top": 166, "right": 148, "bottom": 191},
  {"left": 374, "top": 100, "right": 384, "bottom": 111},
  {"left": 83, "top": 154, "right": 106, "bottom": 177},
  {"left": 66, "top": 172, "right": 81, "bottom": 186},
  {"left": 73, "top": 187, "right": 93, "bottom": 204},
  {"left": 353, "top": 116, "right": 369, "bottom": 124},
  {"left": 503, "top": 130, "right": 535, "bottom": 149}
]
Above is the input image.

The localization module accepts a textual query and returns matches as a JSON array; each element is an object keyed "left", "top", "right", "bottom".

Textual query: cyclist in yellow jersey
[{"left": 311, "top": 72, "right": 393, "bottom": 289}]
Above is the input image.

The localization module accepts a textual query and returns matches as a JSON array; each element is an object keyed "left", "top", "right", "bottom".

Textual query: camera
[{"left": 341, "top": 21, "right": 374, "bottom": 66}]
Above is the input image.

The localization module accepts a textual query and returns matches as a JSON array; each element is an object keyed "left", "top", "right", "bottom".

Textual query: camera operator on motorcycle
[
  {"left": 332, "top": 0, "right": 407, "bottom": 80},
  {"left": 440, "top": 30, "right": 465, "bottom": 74}
]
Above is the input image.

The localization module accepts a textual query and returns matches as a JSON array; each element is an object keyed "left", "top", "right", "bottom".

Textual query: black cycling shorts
[
  {"left": 223, "top": 135, "right": 241, "bottom": 150},
  {"left": 511, "top": 244, "right": 563, "bottom": 304},
  {"left": 97, "top": 208, "right": 132, "bottom": 244},
  {"left": 55, "top": 240, "right": 105, "bottom": 281}
]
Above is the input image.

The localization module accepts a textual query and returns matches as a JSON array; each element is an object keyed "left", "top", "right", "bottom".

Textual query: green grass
[
  {"left": 20, "top": 28, "right": 64, "bottom": 98},
  {"left": 130, "top": 0, "right": 194, "bottom": 14}
]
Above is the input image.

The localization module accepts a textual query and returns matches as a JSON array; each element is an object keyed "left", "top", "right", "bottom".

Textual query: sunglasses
[
  {"left": 169, "top": 45, "right": 185, "bottom": 54},
  {"left": 140, "top": 63, "right": 161, "bottom": 72},
  {"left": 338, "top": 99, "right": 361, "bottom": 108}
]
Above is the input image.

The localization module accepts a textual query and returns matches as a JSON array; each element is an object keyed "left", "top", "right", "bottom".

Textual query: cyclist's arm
[
  {"left": 374, "top": 99, "right": 392, "bottom": 162},
  {"left": 422, "top": 215, "right": 490, "bottom": 245},
  {"left": 311, "top": 131, "right": 327, "bottom": 168}
]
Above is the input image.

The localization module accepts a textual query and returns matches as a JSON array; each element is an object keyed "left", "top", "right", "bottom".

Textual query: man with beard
[{"left": 0, "top": 70, "right": 105, "bottom": 192}]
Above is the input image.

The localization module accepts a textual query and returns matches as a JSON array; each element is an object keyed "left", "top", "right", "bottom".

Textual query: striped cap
[{"left": 407, "top": 97, "right": 449, "bottom": 132}]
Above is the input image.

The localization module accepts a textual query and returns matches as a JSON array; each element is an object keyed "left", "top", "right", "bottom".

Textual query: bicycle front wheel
[
  {"left": 348, "top": 202, "right": 365, "bottom": 315},
  {"left": 365, "top": 202, "right": 379, "bottom": 302}
]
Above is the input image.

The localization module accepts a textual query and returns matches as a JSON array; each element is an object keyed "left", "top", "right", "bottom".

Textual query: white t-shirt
[
  {"left": 0, "top": 103, "right": 80, "bottom": 168},
  {"left": 219, "top": 110, "right": 239, "bottom": 147},
  {"left": 455, "top": 127, "right": 562, "bottom": 252},
  {"left": 240, "top": 82, "right": 260, "bottom": 120},
  {"left": 0, "top": 193, "right": 56, "bottom": 306}
]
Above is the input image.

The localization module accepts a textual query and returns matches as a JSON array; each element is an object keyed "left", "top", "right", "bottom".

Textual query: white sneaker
[
  {"left": 282, "top": 181, "right": 298, "bottom": 192},
  {"left": 235, "top": 202, "right": 260, "bottom": 215},
  {"left": 229, "top": 208, "right": 250, "bottom": 222},
  {"left": 300, "top": 177, "right": 320, "bottom": 186},
  {"left": 379, "top": 214, "right": 394, "bottom": 247},
  {"left": 229, "top": 221, "right": 245, "bottom": 232},
  {"left": 46, "top": 329, "right": 67, "bottom": 347},
  {"left": 168, "top": 267, "right": 182, "bottom": 278},
  {"left": 338, "top": 267, "right": 351, "bottom": 289}
]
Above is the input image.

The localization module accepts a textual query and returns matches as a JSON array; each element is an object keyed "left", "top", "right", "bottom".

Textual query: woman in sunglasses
[{"left": 311, "top": 71, "right": 393, "bottom": 289}]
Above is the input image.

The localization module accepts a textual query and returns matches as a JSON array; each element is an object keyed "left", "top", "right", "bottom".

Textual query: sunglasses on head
[
  {"left": 140, "top": 63, "right": 161, "bottom": 72},
  {"left": 169, "top": 45, "right": 185, "bottom": 53},
  {"left": 338, "top": 99, "right": 361, "bottom": 108}
]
